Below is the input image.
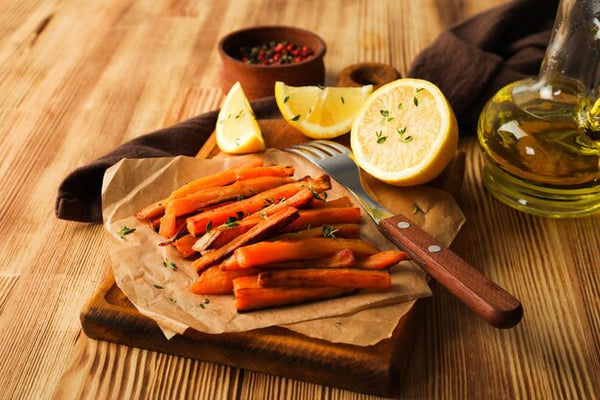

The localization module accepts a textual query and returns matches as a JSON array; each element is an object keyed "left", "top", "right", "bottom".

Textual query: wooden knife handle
[{"left": 379, "top": 214, "right": 523, "bottom": 329}]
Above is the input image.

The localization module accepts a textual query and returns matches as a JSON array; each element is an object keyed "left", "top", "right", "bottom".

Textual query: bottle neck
[{"left": 540, "top": 0, "right": 600, "bottom": 92}]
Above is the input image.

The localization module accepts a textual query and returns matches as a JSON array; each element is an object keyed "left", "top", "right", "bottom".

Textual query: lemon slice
[
  {"left": 350, "top": 78, "right": 458, "bottom": 186},
  {"left": 274, "top": 81, "right": 373, "bottom": 139},
  {"left": 216, "top": 82, "right": 265, "bottom": 154}
]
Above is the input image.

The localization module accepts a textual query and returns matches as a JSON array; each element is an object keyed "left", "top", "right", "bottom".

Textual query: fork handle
[{"left": 379, "top": 214, "right": 523, "bottom": 329}]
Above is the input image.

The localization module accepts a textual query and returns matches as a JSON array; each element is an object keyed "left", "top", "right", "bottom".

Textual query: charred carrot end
[
  {"left": 191, "top": 206, "right": 300, "bottom": 272},
  {"left": 353, "top": 250, "right": 411, "bottom": 270},
  {"left": 233, "top": 275, "right": 354, "bottom": 312},
  {"left": 233, "top": 238, "right": 379, "bottom": 269},
  {"left": 257, "top": 268, "right": 392, "bottom": 290},
  {"left": 279, "top": 207, "right": 362, "bottom": 233},
  {"left": 191, "top": 266, "right": 259, "bottom": 295}
]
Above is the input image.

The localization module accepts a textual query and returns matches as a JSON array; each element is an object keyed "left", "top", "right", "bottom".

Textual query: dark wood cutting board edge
[
  {"left": 80, "top": 119, "right": 465, "bottom": 397},
  {"left": 81, "top": 268, "right": 427, "bottom": 397}
]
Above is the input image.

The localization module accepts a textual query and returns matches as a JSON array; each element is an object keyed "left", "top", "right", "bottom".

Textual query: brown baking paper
[{"left": 102, "top": 149, "right": 465, "bottom": 345}]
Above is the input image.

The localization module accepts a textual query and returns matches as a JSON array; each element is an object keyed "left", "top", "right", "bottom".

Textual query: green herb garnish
[
  {"left": 412, "top": 204, "right": 426, "bottom": 214},
  {"left": 322, "top": 224, "right": 339, "bottom": 239},
  {"left": 118, "top": 226, "right": 136, "bottom": 239},
  {"left": 223, "top": 216, "right": 240, "bottom": 228},
  {"left": 291, "top": 114, "right": 300, "bottom": 121},
  {"left": 376, "top": 130, "right": 388, "bottom": 144},
  {"left": 309, "top": 184, "right": 327, "bottom": 201}
]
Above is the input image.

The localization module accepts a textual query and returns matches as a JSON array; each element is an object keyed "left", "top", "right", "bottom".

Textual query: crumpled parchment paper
[{"left": 102, "top": 149, "right": 465, "bottom": 345}]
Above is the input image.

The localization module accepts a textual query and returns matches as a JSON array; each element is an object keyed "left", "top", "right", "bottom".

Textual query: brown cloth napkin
[
  {"left": 55, "top": 97, "right": 279, "bottom": 222},
  {"left": 55, "top": 0, "right": 558, "bottom": 223},
  {"left": 408, "top": 0, "right": 557, "bottom": 130}
]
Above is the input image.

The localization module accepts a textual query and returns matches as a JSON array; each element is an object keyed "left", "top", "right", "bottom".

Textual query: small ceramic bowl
[{"left": 218, "top": 26, "right": 326, "bottom": 100}]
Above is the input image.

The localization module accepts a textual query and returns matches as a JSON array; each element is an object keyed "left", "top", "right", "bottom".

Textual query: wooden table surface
[{"left": 1, "top": 0, "right": 599, "bottom": 399}]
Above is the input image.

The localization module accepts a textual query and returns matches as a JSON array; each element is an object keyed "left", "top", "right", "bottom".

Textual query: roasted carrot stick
[
  {"left": 278, "top": 207, "right": 362, "bottom": 233},
  {"left": 136, "top": 199, "right": 168, "bottom": 221},
  {"left": 168, "top": 158, "right": 264, "bottom": 200},
  {"left": 191, "top": 187, "right": 317, "bottom": 252},
  {"left": 191, "top": 266, "right": 260, "bottom": 295},
  {"left": 233, "top": 275, "right": 354, "bottom": 312},
  {"left": 167, "top": 176, "right": 294, "bottom": 218},
  {"left": 135, "top": 158, "right": 264, "bottom": 221},
  {"left": 224, "top": 249, "right": 355, "bottom": 271},
  {"left": 191, "top": 206, "right": 300, "bottom": 272},
  {"left": 257, "top": 268, "right": 392, "bottom": 290},
  {"left": 172, "top": 234, "right": 198, "bottom": 258},
  {"left": 186, "top": 175, "right": 331, "bottom": 236},
  {"left": 234, "top": 165, "right": 295, "bottom": 180},
  {"left": 233, "top": 238, "right": 379, "bottom": 269},
  {"left": 158, "top": 213, "right": 188, "bottom": 238},
  {"left": 353, "top": 250, "right": 411, "bottom": 269},
  {"left": 158, "top": 209, "right": 178, "bottom": 237},
  {"left": 270, "top": 223, "right": 361, "bottom": 240}
]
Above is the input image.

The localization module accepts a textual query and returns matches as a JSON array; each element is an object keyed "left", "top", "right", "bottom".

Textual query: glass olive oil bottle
[{"left": 477, "top": 0, "right": 600, "bottom": 217}]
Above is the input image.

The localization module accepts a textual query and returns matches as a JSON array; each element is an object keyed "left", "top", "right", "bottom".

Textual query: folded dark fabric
[
  {"left": 55, "top": 97, "right": 279, "bottom": 222},
  {"left": 408, "top": 0, "right": 558, "bottom": 131}
]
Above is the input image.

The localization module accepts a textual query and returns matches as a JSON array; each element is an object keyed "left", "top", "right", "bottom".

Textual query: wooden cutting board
[{"left": 80, "top": 119, "right": 464, "bottom": 397}]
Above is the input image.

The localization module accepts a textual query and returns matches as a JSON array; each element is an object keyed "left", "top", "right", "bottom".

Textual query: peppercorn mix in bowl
[{"left": 218, "top": 26, "right": 326, "bottom": 99}]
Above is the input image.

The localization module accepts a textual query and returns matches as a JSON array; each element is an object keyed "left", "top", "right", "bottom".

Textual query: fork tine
[
  {"left": 287, "top": 146, "right": 320, "bottom": 162},
  {"left": 312, "top": 140, "right": 350, "bottom": 155},
  {"left": 289, "top": 140, "right": 350, "bottom": 158}
]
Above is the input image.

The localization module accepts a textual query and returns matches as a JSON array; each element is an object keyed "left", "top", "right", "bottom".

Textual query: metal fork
[{"left": 287, "top": 140, "right": 522, "bottom": 329}]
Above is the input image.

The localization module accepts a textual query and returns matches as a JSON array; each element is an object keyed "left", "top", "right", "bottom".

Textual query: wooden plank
[{"left": 81, "top": 270, "right": 426, "bottom": 397}]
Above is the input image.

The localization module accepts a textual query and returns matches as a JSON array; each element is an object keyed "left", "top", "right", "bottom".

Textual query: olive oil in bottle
[{"left": 477, "top": 0, "right": 600, "bottom": 217}]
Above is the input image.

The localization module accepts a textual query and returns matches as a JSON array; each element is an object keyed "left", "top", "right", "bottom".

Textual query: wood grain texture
[{"left": 1, "top": 0, "right": 599, "bottom": 399}]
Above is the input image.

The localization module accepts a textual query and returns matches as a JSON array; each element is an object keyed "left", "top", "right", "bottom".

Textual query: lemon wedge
[
  {"left": 350, "top": 78, "right": 458, "bottom": 186},
  {"left": 216, "top": 82, "right": 265, "bottom": 154},
  {"left": 274, "top": 81, "right": 372, "bottom": 139}
]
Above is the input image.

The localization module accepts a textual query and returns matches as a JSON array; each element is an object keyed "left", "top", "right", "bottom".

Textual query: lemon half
[
  {"left": 350, "top": 78, "right": 458, "bottom": 186},
  {"left": 216, "top": 82, "right": 265, "bottom": 154},
  {"left": 275, "top": 81, "right": 372, "bottom": 139}
]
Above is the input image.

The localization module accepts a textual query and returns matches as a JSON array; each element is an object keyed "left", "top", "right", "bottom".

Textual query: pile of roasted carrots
[{"left": 135, "top": 157, "right": 409, "bottom": 312}]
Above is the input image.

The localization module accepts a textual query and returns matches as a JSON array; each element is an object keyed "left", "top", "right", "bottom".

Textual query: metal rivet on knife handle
[
  {"left": 428, "top": 245, "right": 442, "bottom": 253},
  {"left": 397, "top": 221, "right": 410, "bottom": 229}
]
